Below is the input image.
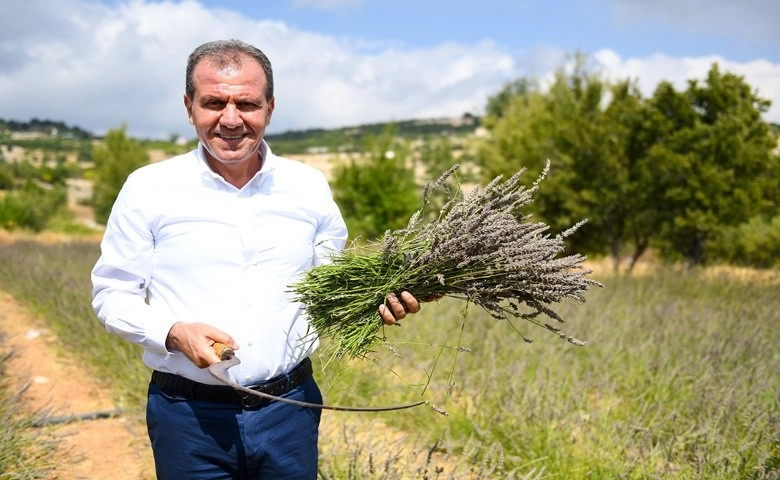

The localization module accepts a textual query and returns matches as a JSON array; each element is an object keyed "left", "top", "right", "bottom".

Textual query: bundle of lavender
[{"left": 292, "top": 162, "right": 602, "bottom": 359}]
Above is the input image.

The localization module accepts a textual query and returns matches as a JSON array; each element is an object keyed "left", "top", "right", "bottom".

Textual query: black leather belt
[{"left": 151, "top": 357, "right": 313, "bottom": 409}]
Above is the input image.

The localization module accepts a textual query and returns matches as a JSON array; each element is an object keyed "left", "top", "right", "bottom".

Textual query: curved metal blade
[
  {"left": 207, "top": 348, "right": 241, "bottom": 384},
  {"left": 206, "top": 342, "right": 427, "bottom": 413}
]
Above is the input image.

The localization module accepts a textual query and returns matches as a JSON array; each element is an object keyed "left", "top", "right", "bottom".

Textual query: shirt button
[
  {"left": 244, "top": 375, "right": 252, "bottom": 382},
  {"left": 247, "top": 341, "right": 253, "bottom": 347}
]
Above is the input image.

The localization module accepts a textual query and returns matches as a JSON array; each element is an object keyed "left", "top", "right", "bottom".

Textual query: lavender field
[{"left": 0, "top": 238, "right": 777, "bottom": 479}]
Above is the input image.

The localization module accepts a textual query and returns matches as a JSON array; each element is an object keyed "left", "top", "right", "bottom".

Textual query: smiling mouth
[{"left": 218, "top": 133, "right": 245, "bottom": 141}]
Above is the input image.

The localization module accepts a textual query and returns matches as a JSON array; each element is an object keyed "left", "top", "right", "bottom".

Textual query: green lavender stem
[{"left": 291, "top": 163, "right": 602, "bottom": 358}]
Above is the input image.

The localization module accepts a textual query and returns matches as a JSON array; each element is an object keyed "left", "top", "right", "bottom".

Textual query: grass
[
  {"left": 0, "top": 238, "right": 150, "bottom": 412},
  {"left": 0, "top": 338, "right": 58, "bottom": 479},
  {"left": 359, "top": 267, "right": 778, "bottom": 478},
  {"left": 0, "top": 236, "right": 777, "bottom": 479}
]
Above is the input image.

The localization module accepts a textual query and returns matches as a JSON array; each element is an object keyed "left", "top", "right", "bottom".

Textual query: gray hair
[{"left": 185, "top": 39, "right": 274, "bottom": 101}]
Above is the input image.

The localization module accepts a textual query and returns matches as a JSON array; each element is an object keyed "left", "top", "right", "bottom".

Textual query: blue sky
[
  {"left": 2, "top": 0, "right": 778, "bottom": 139},
  {"left": 200, "top": 0, "right": 778, "bottom": 61}
]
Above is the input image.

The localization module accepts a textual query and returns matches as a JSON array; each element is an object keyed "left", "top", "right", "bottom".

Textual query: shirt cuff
[{"left": 145, "top": 314, "right": 180, "bottom": 357}]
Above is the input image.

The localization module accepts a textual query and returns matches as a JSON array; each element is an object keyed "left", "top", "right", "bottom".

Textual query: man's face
[{"left": 184, "top": 55, "right": 275, "bottom": 168}]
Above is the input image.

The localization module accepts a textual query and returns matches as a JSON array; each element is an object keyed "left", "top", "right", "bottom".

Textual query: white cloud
[
  {"left": 273, "top": 40, "right": 517, "bottom": 132},
  {"left": 0, "top": 0, "right": 521, "bottom": 138},
  {"left": 0, "top": 0, "right": 778, "bottom": 141},
  {"left": 593, "top": 50, "right": 780, "bottom": 120}
]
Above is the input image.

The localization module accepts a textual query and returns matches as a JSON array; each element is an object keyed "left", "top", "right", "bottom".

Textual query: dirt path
[
  {"left": 0, "top": 197, "right": 452, "bottom": 478},
  {"left": 0, "top": 290, "right": 154, "bottom": 479},
  {"left": 0, "top": 289, "right": 418, "bottom": 479},
  {"left": 0, "top": 284, "right": 455, "bottom": 479}
]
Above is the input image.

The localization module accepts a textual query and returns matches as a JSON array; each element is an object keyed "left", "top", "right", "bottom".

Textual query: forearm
[{"left": 91, "top": 271, "right": 176, "bottom": 355}]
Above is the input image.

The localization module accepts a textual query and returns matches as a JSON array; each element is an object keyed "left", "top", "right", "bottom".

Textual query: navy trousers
[{"left": 146, "top": 377, "right": 322, "bottom": 479}]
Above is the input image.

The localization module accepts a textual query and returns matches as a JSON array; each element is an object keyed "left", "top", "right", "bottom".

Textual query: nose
[{"left": 220, "top": 103, "right": 242, "bottom": 129}]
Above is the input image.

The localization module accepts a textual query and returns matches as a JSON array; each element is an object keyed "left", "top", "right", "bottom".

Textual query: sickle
[{"left": 207, "top": 343, "right": 428, "bottom": 412}]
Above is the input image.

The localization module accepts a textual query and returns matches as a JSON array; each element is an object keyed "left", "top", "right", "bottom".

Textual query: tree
[
  {"left": 0, "top": 160, "right": 14, "bottom": 189},
  {"left": 415, "top": 136, "right": 475, "bottom": 216},
  {"left": 476, "top": 58, "right": 779, "bottom": 268},
  {"left": 330, "top": 125, "right": 420, "bottom": 241},
  {"left": 483, "top": 78, "right": 534, "bottom": 126},
  {"left": 642, "top": 64, "right": 778, "bottom": 264},
  {"left": 0, "top": 180, "right": 67, "bottom": 232},
  {"left": 708, "top": 214, "right": 780, "bottom": 268},
  {"left": 91, "top": 126, "right": 148, "bottom": 225},
  {"left": 477, "top": 57, "right": 640, "bottom": 266}
]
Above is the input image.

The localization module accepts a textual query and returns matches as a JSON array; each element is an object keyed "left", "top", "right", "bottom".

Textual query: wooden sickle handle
[{"left": 213, "top": 342, "right": 235, "bottom": 360}]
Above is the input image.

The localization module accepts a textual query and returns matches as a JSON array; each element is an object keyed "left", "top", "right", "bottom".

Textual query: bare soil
[
  {"left": 0, "top": 291, "right": 155, "bottom": 479},
  {"left": 0, "top": 288, "right": 436, "bottom": 480},
  {"left": 0, "top": 227, "right": 453, "bottom": 479}
]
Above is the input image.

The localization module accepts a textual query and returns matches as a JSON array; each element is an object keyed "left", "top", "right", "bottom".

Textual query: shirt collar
[{"left": 195, "top": 140, "right": 276, "bottom": 192}]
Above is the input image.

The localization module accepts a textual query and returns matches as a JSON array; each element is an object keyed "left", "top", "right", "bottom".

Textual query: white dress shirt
[{"left": 91, "top": 141, "right": 348, "bottom": 386}]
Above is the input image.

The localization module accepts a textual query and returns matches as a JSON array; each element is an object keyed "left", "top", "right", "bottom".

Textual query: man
[{"left": 91, "top": 39, "right": 422, "bottom": 479}]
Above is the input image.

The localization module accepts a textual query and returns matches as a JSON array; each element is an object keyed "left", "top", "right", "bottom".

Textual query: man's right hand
[{"left": 165, "top": 322, "right": 239, "bottom": 368}]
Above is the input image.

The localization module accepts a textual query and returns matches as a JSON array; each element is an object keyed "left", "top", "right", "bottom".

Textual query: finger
[
  {"left": 387, "top": 293, "right": 408, "bottom": 320},
  {"left": 378, "top": 304, "right": 397, "bottom": 325},
  {"left": 399, "top": 291, "right": 421, "bottom": 313},
  {"left": 209, "top": 333, "right": 239, "bottom": 351}
]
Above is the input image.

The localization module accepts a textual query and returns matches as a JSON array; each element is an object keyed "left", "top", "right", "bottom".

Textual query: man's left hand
[{"left": 378, "top": 291, "right": 421, "bottom": 325}]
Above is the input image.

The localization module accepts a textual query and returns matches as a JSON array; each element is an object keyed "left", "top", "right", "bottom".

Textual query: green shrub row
[{"left": 0, "top": 181, "right": 67, "bottom": 232}]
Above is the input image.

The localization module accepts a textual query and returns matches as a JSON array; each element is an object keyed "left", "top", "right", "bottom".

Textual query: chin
[
  {"left": 213, "top": 153, "right": 253, "bottom": 166},
  {"left": 203, "top": 144, "right": 256, "bottom": 165}
]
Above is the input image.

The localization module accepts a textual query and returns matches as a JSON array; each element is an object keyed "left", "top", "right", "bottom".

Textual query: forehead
[{"left": 192, "top": 55, "right": 266, "bottom": 97}]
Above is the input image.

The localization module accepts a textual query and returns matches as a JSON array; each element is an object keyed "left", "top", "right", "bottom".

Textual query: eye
[
  {"left": 237, "top": 101, "right": 261, "bottom": 111},
  {"left": 203, "top": 99, "right": 226, "bottom": 110}
]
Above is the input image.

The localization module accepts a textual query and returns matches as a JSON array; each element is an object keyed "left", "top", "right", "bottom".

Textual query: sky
[{"left": 1, "top": 0, "right": 778, "bottom": 139}]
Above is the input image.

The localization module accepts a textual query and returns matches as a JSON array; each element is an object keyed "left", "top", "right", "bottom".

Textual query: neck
[{"left": 206, "top": 154, "right": 262, "bottom": 189}]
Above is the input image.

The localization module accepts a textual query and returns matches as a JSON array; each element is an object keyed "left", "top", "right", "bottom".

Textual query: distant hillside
[
  {"left": 0, "top": 118, "right": 92, "bottom": 140},
  {"left": 3, "top": 114, "right": 777, "bottom": 156},
  {"left": 1, "top": 115, "right": 478, "bottom": 141},
  {"left": 0, "top": 115, "right": 486, "bottom": 166},
  {"left": 265, "top": 114, "right": 481, "bottom": 155}
]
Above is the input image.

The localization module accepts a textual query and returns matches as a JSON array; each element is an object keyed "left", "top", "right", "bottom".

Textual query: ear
[
  {"left": 266, "top": 97, "right": 275, "bottom": 127},
  {"left": 184, "top": 94, "right": 194, "bottom": 125}
]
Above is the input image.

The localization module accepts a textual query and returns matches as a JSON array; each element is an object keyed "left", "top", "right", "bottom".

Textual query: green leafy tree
[
  {"left": 0, "top": 160, "right": 14, "bottom": 189},
  {"left": 597, "top": 80, "right": 658, "bottom": 269},
  {"left": 478, "top": 59, "right": 778, "bottom": 268},
  {"left": 536, "top": 62, "right": 627, "bottom": 258},
  {"left": 478, "top": 58, "right": 640, "bottom": 265},
  {"left": 478, "top": 80, "right": 549, "bottom": 183},
  {"left": 708, "top": 214, "right": 780, "bottom": 268},
  {"left": 483, "top": 78, "right": 534, "bottom": 126},
  {"left": 415, "top": 137, "right": 477, "bottom": 217},
  {"left": 641, "top": 64, "right": 778, "bottom": 264},
  {"left": 91, "top": 126, "right": 148, "bottom": 225},
  {"left": 77, "top": 140, "right": 93, "bottom": 163},
  {"left": 331, "top": 125, "right": 420, "bottom": 240},
  {"left": 0, "top": 180, "right": 67, "bottom": 232}
]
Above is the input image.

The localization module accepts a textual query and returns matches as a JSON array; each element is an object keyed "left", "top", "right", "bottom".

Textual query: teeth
[{"left": 221, "top": 134, "right": 242, "bottom": 140}]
